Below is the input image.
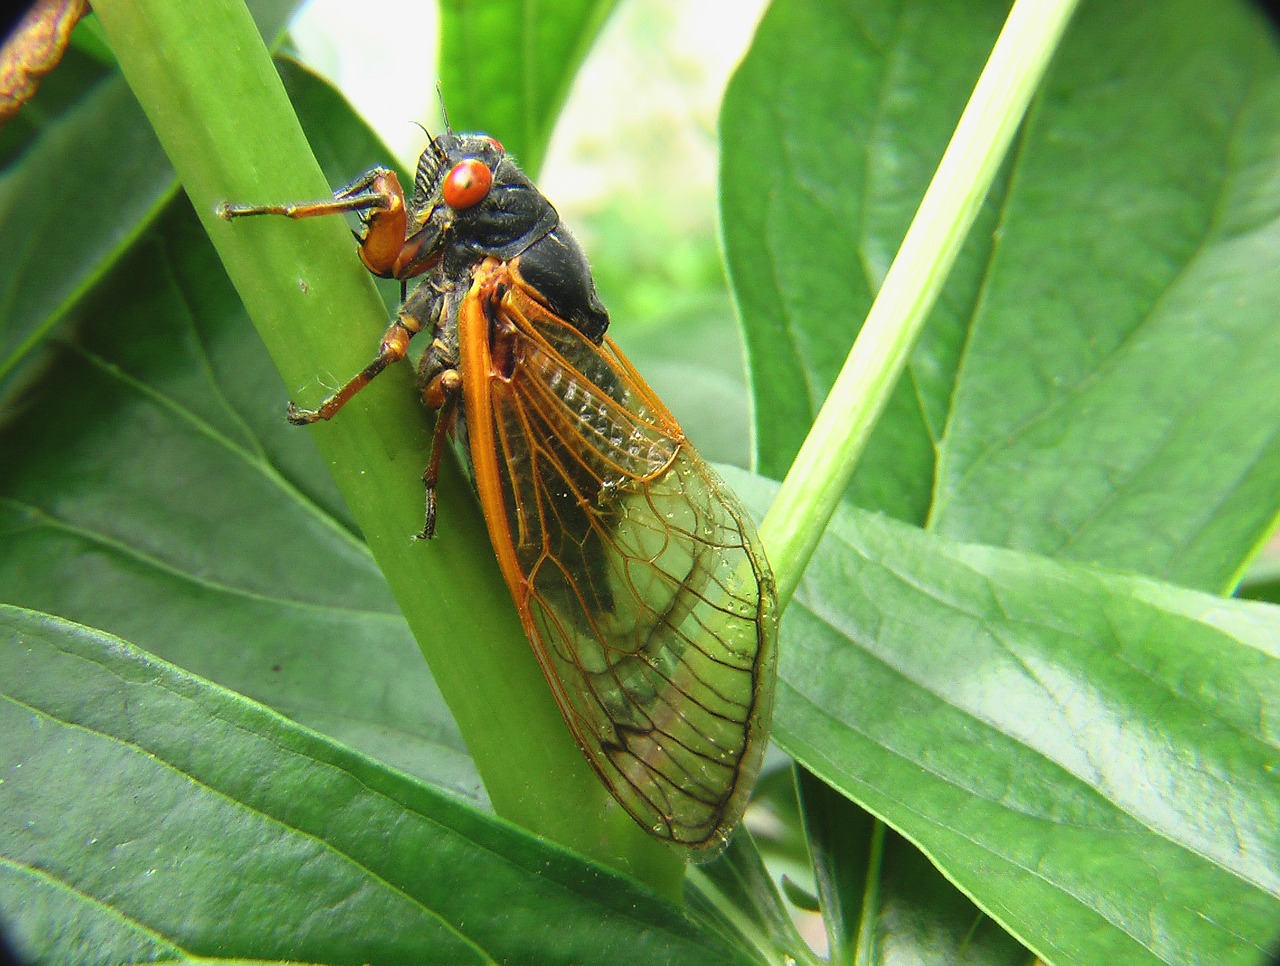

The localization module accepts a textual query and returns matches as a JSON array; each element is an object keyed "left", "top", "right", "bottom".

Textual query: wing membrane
[{"left": 459, "top": 261, "right": 777, "bottom": 852}]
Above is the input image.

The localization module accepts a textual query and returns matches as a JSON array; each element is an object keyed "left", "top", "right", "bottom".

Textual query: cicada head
[{"left": 408, "top": 132, "right": 559, "bottom": 269}]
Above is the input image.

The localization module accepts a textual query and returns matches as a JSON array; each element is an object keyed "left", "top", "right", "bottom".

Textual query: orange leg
[
  {"left": 217, "top": 167, "right": 410, "bottom": 279},
  {"left": 286, "top": 317, "right": 419, "bottom": 424}
]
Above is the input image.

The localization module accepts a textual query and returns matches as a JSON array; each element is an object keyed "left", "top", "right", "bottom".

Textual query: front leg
[{"left": 217, "top": 167, "right": 411, "bottom": 280}]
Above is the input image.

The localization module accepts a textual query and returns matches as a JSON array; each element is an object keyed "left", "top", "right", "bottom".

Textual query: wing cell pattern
[{"left": 471, "top": 273, "right": 777, "bottom": 851}]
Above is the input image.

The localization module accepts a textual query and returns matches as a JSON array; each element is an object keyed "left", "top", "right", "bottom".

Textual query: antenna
[
  {"left": 436, "top": 82, "right": 452, "bottom": 136},
  {"left": 409, "top": 118, "right": 434, "bottom": 149}
]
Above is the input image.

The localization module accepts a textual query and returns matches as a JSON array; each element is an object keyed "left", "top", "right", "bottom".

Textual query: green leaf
[
  {"left": 0, "top": 73, "right": 174, "bottom": 395},
  {"left": 723, "top": 0, "right": 1280, "bottom": 593},
  {"left": 0, "top": 2, "right": 306, "bottom": 398},
  {"left": 0, "top": 41, "right": 111, "bottom": 167},
  {"left": 797, "top": 774, "right": 1035, "bottom": 966},
  {"left": 437, "top": 0, "right": 621, "bottom": 176},
  {"left": 779, "top": 876, "right": 820, "bottom": 914},
  {"left": 721, "top": 0, "right": 1010, "bottom": 525},
  {"left": 686, "top": 832, "right": 818, "bottom": 966},
  {"left": 728, "top": 470, "right": 1280, "bottom": 966},
  {"left": 86, "top": 0, "right": 680, "bottom": 884},
  {"left": 0, "top": 606, "right": 758, "bottom": 965},
  {"left": 0, "top": 198, "right": 480, "bottom": 798},
  {"left": 794, "top": 770, "right": 874, "bottom": 964},
  {"left": 873, "top": 831, "right": 1039, "bottom": 966},
  {"left": 723, "top": 2, "right": 1280, "bottom": 957},
  {"left": 0, "top": 57, "right": 485, "bottom": 797}
]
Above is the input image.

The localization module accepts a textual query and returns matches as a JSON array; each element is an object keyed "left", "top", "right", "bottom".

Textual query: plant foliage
[{"left": 2, "top": 1, "right": 1278, "bottom": 964}]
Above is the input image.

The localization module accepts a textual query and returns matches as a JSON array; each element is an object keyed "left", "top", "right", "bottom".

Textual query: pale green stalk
[
  {"left": 91, "top": 0, "right": 684, "bottom": 895},
  {"left": 760, "top": 0, "right": 1081, "bottom": 606}
]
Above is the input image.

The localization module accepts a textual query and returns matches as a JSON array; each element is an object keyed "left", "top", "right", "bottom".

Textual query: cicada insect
[{"left": 219, "top": 126, "right": 778, "bottom": 855}]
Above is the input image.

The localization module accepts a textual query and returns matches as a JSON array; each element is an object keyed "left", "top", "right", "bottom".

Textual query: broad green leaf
[
  {"left": 721, "top": 0, "right": 1008, "bottom": 524},
  {"left": 797, "top": 779, "right": 1035, "bottom": 966},
  {"left": 720, "top": 0, "right": 1036, "bottom": 955},
  {"left": 725, "top": 2, "right": 1280, "bottom": 958},
  {"left": 729, "top": 470, "right": 1280, "bottom": 966},
  {"left": 0, "top": 1, "right": 308, "bottom": 398},
  {"left": 723, "top": 0, "right": 1280, "bottom": 593},
  {"left": 0, "top": 74, "right": 175, "bottom": 394},
  {"left": 873, "top": 831, "right": 1039, "bottom": 966},
  {"left": 438, "top": 0, "right": 620, "bottom": 176},
  {"left": 0, "top": 62, "right": 481, "bottom": 797},
  {"left": 929, "top": 0, "right": 1280, "bottom": 591},
  {"left": 0, "top": 199, "right": 481, "bottom": 799},
  {"left": 0, "top": 606, "right": 758, "bottom": 965}
]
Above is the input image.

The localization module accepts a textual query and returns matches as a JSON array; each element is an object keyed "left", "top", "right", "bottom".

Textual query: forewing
[{"left": 459, "top": 271, "right": 777, "bottom": 852}]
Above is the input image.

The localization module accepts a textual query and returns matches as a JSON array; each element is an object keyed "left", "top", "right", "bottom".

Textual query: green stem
[
  {"left": 90, "top": 0, "right": 684, "bottom": 895},
  {"left": 758, "top": 0, "right": 1080, "bottom": 607},
  {"left": 852, "top": 822, "right": 885, "bottom": 966}
]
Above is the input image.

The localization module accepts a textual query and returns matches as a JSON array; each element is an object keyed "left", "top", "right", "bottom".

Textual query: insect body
[{"left": 220, "top": 129, "right": 778, "bottom": 855}]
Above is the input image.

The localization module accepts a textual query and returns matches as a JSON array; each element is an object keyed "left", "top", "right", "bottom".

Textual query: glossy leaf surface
[
  {"left": 0, "top": 65, "right": 477, "bottom": 799},
  {"left": 0, "top": 606, "right": 758, "bottom": 966},
  {"left": 722, "top": 1, "right": 1280, "bottom": 962},
  {"left": 723, "top": 0, "right": 1280, "bottom": 593},
  {"left": 730, "top": 469, "right": 1280, "bottom": 966},
  {"left": 0, "top": 0, "right": 303, "bottom": 395}
]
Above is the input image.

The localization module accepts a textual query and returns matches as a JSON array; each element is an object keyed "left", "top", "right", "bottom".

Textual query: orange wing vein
[{"left": 458, "top": 257, "right": 778, "bottom": 853}]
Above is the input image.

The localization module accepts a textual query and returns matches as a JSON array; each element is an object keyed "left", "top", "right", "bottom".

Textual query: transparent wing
[{"left": 459, "top": 263, "right": 778, "bottom": 853}]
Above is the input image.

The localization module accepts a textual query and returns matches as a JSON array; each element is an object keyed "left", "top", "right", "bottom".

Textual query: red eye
[{"left": 442, "top": 158, "right": 493, "bottom": 209}]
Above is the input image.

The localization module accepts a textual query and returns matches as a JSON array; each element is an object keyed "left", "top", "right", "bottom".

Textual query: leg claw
[{"left": 286, "top": 402, "right": 322, "bottom": 425}]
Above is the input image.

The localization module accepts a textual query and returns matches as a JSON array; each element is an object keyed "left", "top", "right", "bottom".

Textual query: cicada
[{"left": 219, "top": 125, "right": 778, "bottom": 855}]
